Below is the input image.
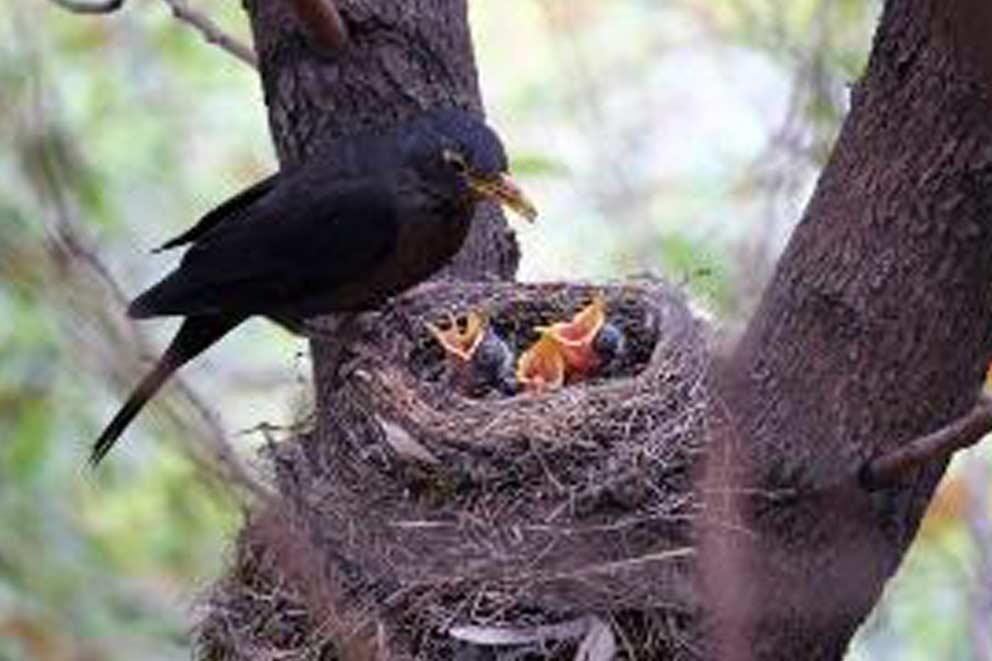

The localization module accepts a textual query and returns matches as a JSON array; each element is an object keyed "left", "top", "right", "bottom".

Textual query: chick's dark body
[{"left": 91, "top": 109, "right": 513, "bottom": 465}]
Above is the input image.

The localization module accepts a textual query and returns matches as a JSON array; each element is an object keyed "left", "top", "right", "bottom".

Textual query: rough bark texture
[
  {"left": 213, "top": 0, "right": 992, "bottom": 658},
  {"left": 720, "top": 0, "right": 992, "bottom": 658}
]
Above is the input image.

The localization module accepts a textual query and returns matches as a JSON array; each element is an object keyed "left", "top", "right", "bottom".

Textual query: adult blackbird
[{"left": 91, "top": 109, "right": 536, "bottom": 465}]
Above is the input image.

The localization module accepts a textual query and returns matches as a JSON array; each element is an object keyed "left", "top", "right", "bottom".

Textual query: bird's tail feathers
[
  {"left": 90, "top": 361, "right": 175, "bottom": 467},
  {"left": 128, "top": 283, "right": 173, "bottom": 319},
  {"left": 89, "top": 316, "right": 240, "bottom": 466}
]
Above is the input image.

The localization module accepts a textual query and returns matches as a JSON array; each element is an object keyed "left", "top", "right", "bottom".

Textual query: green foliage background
[{"left": 0, "top": 1, "right": 987, "bottom": 659}]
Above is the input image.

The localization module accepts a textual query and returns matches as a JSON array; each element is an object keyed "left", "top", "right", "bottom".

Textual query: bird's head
[{"left": 412, "top": 109, "right": 538, "bottom": 222}]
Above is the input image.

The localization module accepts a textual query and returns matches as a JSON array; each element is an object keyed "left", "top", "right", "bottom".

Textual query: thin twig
[
  {"left": 48, "top": 0, "right": 124, "bottom": 14},
  {"left": 159, "top": 0, "right": 258, "bottom": 68},
  {"left": 287, "top": 0, "right": 349, "bottom": 52},
  {"left": 861, "top": 395, "right": 992, "bottom": 489},
  {"left": 49, "top": 0, "right": 256, "bottom": 69}
]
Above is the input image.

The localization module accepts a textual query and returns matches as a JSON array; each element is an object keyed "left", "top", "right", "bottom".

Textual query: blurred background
[{"left": 1, "top": 0, "right": 989, "bottom": 659}]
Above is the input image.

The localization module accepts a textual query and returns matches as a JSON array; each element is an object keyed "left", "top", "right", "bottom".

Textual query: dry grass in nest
[{"left": 197, "top": 277, "right": 714, "bottom": 660}]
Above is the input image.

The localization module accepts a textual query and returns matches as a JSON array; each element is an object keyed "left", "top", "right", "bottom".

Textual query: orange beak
[
  {"left": 427, "top": 311, "right": 487, "bottom": 363},
  {"left": 469, "top": 172, "right": 538, "bottom": 222},
  {"left": 535, "top": 293, "right": 608, "bottom": 377},
  {"left": 515, "top": 335, "right": 566, "bottom": 393}
]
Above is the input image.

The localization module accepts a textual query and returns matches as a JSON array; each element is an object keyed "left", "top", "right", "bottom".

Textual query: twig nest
[{"left": 203, "top": 277, "right": 714, "bottom": 659}]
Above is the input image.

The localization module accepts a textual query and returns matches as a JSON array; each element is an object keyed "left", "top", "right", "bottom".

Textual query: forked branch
[{"left": 861, "top": 395, "right": 992, "bottom": 489}]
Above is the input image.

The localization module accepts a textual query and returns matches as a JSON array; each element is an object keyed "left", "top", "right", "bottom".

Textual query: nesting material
[{"left": 198, "top": 277, "right": 714, "bottom": 660}]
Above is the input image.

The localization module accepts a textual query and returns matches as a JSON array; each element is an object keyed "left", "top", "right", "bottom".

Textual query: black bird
[{"left": 91, "top": 109, "right": 536, "bottom": 465}]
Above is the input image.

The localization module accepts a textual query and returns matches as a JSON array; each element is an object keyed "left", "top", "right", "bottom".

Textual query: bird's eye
[{"left": 443, "top": 149, "right": 469, "bottom": 173}]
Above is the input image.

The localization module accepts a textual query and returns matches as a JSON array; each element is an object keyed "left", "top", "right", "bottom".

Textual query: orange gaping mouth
[
  {"left": 427, "top": 311, "right": 487, "bottom": 363},
  {"left": 535, "top": 293, "right": 607, "bottom": 375},
  {"left": 516, "top": 335, "right": 566, "bottom": 393}
]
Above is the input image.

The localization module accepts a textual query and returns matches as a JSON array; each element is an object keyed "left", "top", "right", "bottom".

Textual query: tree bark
[
  {"left": 719, "top": 0, "right": 992, "bottom": 657},
  {"left": 217, "top": 0, "right": 992, "bottom": 658}
]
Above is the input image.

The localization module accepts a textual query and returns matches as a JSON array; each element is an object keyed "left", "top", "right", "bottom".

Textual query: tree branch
[
  {"left": 159, "top": 0, "right": 258, "bottom": 68},
  {"left": 48, "top": 0, "right": 123, "bottom": 14},
  {"left": 50, "top": 0, "right": 257, "bottom": 68},
  {"left": 861, "top": 396, "right": 992, "bottom": 489},
  {"left": 287, "top": 0, "right": 349, "bottom": 53}
]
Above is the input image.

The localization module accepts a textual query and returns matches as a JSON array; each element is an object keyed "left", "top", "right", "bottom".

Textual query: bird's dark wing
[
  {"left": 153, "top": 173, "right": 281, "bottom": 252},
  {"left": 129, "top": 177, "right": 399, "bottom": 319}
]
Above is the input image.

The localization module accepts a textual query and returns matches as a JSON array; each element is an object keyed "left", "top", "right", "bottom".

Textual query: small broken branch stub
[
  {"left": 861, "top": 395, "right": 992, "bottom": 489},
  {"left": 287, "top": 0, "right": 349, "bottom": 53}
]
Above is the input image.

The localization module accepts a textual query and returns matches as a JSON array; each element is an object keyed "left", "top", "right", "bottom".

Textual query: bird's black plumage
[
  {"left": 153, "top": 174, "right": 278, "bottom": 252},
  {"left": 129, "top": 176, "right": 402, "bottom": 319},
  {"left": 92, "top": 108, "right": 530, "bottom": 465}
]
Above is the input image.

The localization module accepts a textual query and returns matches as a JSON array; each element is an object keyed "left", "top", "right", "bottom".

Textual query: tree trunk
[
  {"left": 208, "top": 0, "right": 992, "bottom": 658},
  {"left": 719, "top": 0, "right": 992, "bottom": 657}
]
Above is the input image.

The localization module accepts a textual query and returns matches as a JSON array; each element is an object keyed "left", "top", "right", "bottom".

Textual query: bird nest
[{"left": 198, "top": 277, "right": 714, "bottom": 660}]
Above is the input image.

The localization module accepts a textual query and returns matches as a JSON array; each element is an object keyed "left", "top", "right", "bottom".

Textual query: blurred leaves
[
  {"left": 510, "top": 153, "right": 571, "bottom": 178},
  {"left": 1, "top": 4, "right": 259, "bottom": 660}
]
